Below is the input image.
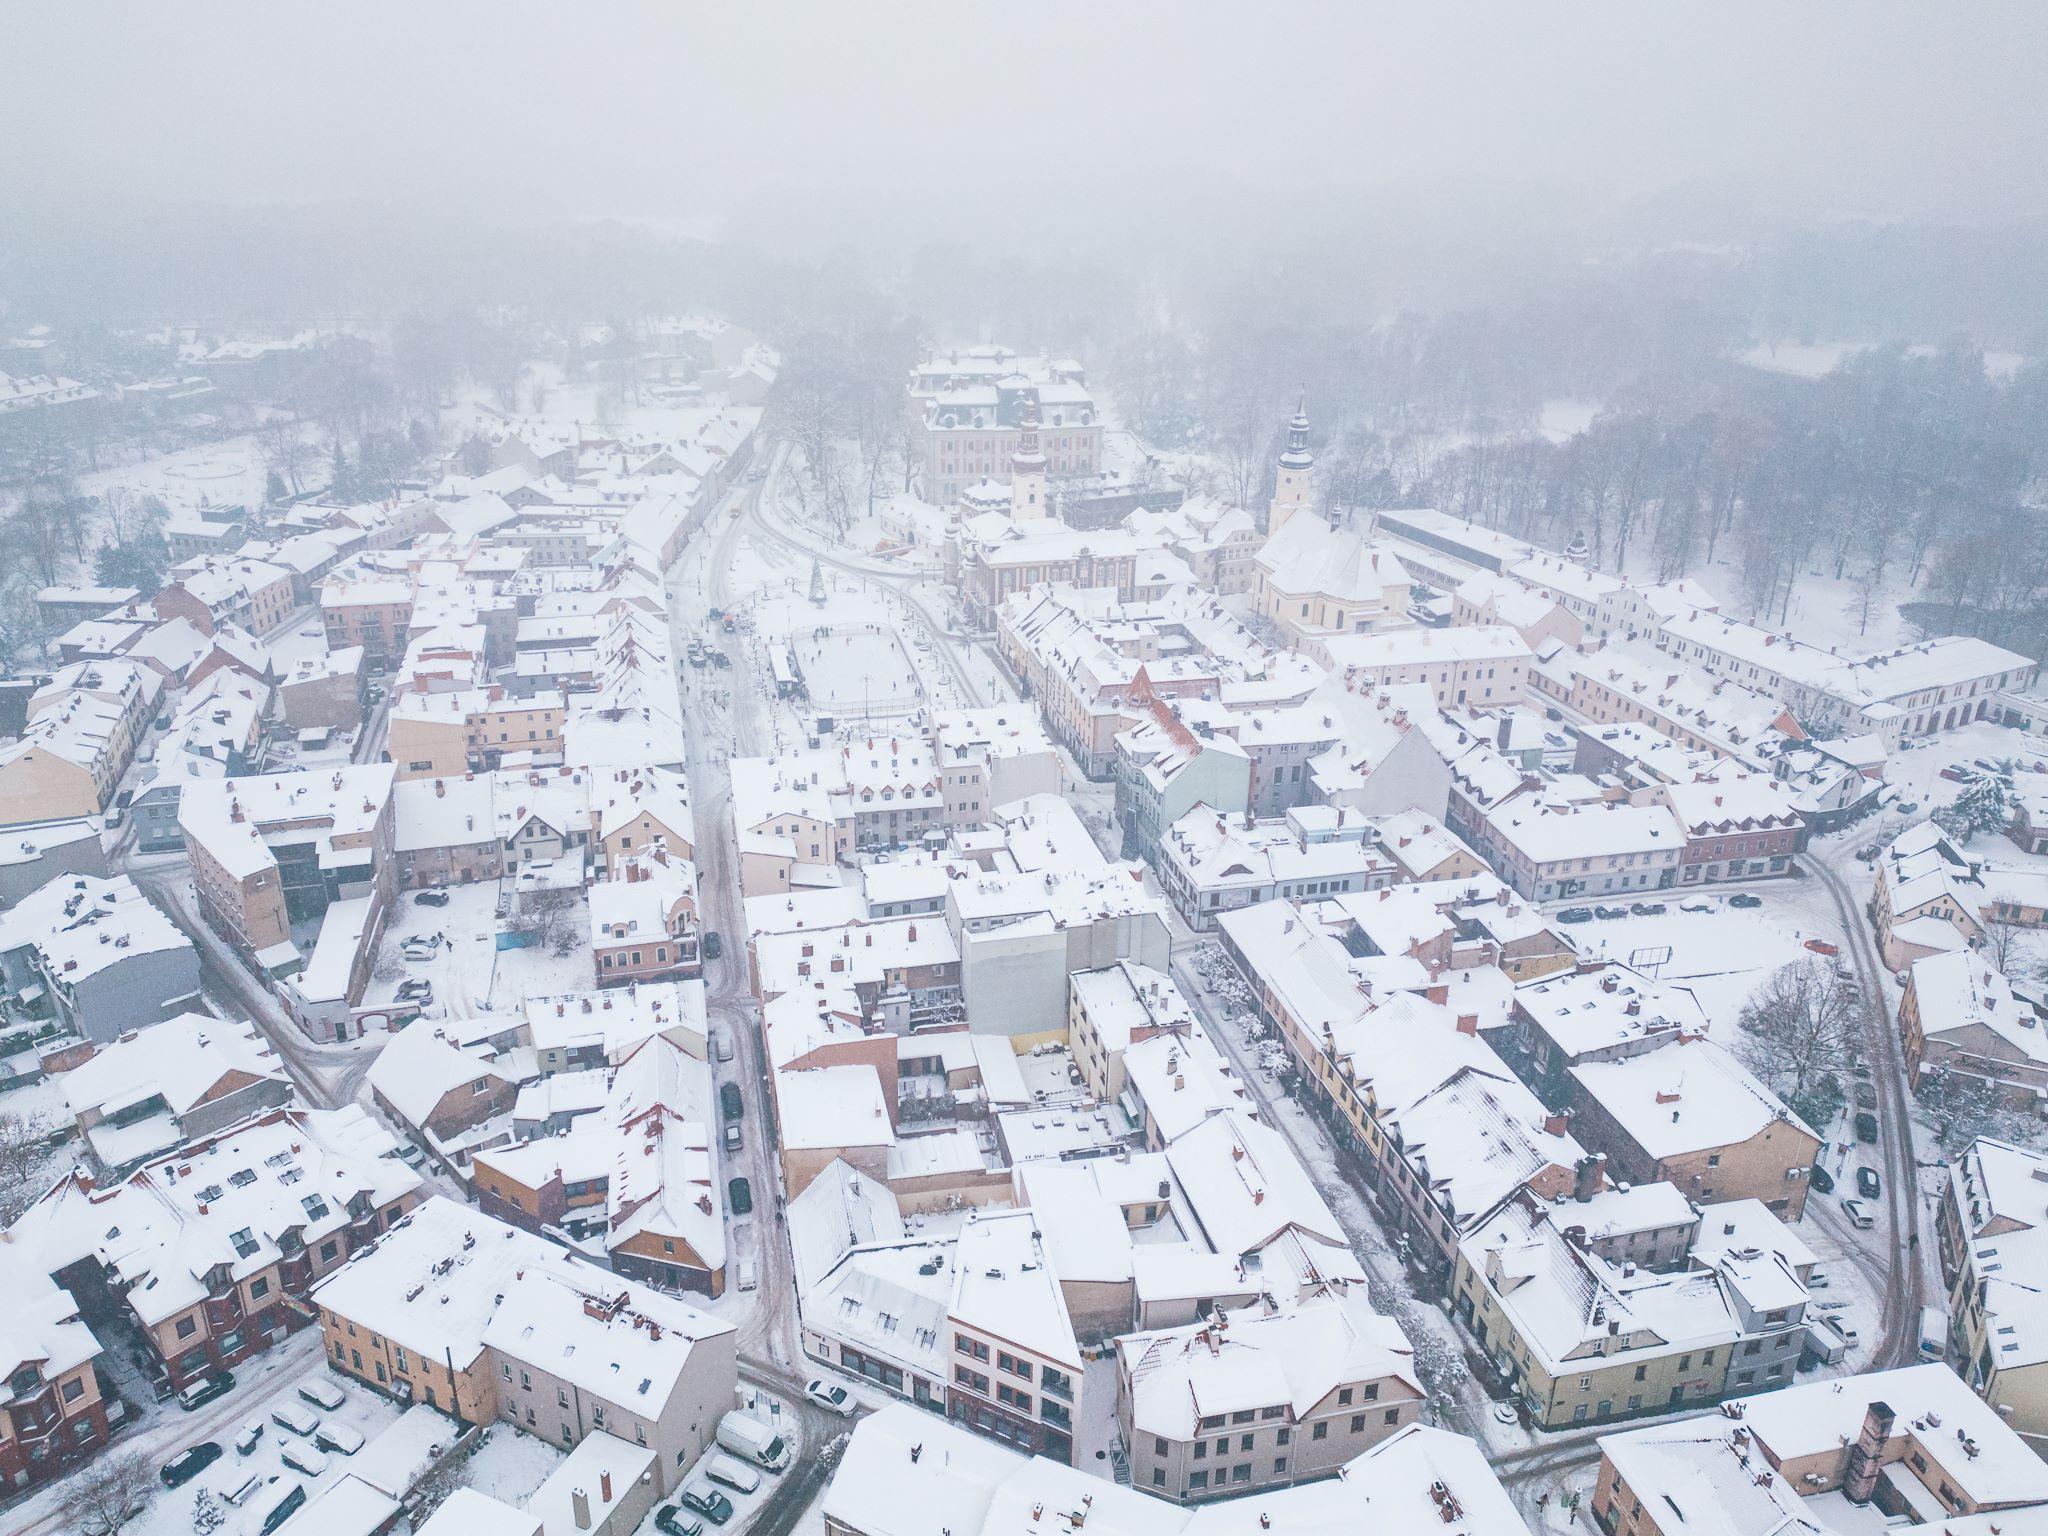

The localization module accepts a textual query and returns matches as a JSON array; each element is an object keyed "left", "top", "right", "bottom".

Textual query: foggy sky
[{"left": 5, "top": 3, "right": 2047, "bottom": 235}]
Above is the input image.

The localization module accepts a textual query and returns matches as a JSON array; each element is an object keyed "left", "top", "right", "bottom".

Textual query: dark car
[
  {"left": 729, "top": 1176, "right": 754, "bottom": 1216},
  {"left": 1594, "top": 905, "right": 1629, "bottom": 920},
  {"left": 1556, "top": 907, "right": 1594, "bottom": 924},
  {"left": 701, "top": 930, "right": 723, "bottom": 962},
  {"left": 1853, "top": 1082, "right": 1877, "bottom": 1111},
  {"left": 1630, "top": 902, "right": 1667, "bottom": 916},
  {"left": 720, "top": 1082, "right": 743, "bottom": 1122},
  {"left": 1857, "top": 1166, "right": 1881, "bottom": 1199},
  {"left": 1854, "top": 1111, "right": 1879, "bottom": 1144},
  {"left": 178, "top": 1371, "right": 237, "bottom": 1411},
  {"left": 414, "top": 888, "right": 450, "bottom": 907},
  {"left": 656, "top": 1507, "right": 707, "bottom": 1536},
  {"left": 1729, "top": 893, "right": 1764, "bottom": 909},
  {"left": 1808, "top": 1163, "right": 1836, "bottom": 1194},
  {"left": 161, "top": 1441, "right": 224, "bottom": 1487},
  {"left": 1897, "top": 802, "right": 1920, "bottom": 815}
]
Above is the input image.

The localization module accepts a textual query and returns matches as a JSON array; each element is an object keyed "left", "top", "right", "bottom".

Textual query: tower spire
[
  {"left": 1010, "top": 389, "right": 1049, "bottom": 521},
  {"left": 1266, "top": 388, "right": 1314, "bottom": 536}
]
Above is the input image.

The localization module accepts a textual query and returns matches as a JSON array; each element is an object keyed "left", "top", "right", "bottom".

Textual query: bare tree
[
  {"left": 58, "top": 1448, "right": 156, "bottom": 1534},
  {"left": 1918, "top": 1064, "right": 2039, "bottom": 1155},
  {"left": 1733, "top": 956, "right": 1860, "bottom": 1127},
  {"left": 262, "top": 416, "right": 315, "bottom": 497},
  {"left": 0, "top": 1108, "right": 63, "bottom": 1224}
]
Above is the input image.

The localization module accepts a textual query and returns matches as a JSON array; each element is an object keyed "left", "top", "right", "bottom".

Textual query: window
[
  {"left": 1276, "top": 1427, "right": 1290, "bottom": 1445},
  {"left": 1194, "top": 1440, "right": 1207, "bottom": 1460},
  {"left": 1190, "top": 1471, "right": 1209, "bottom": 1491},
  {"left": 1384, "top": 1408, "right": 1399, "bottom": 1425},
  {"left": 1230, "top": 1409, "right": 1254, "bottom": 1425},
  {"left": 1152, "top": 1469, "right": 1166, "bottom": 1487},
  {"left": 1337, "top": 1388, "right": 1353, "bottom": 1406},
  {"left": 176, "top": 1316, "right": 198, "bottom": 1339},
  {"left": 249, "top": 1277, "right": 270, "bottom": 1301},
  {"left": 1312, "top": 1422, "right": 1328, "bottom": 1441},
  {"left": 1351, "top": 1414, "right": 1365, "bottom": 1433}
]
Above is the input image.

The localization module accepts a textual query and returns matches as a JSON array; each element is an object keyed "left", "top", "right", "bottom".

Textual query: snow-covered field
[
  {"left": 367, "top": 879, "right": 594, "bottom": 1019},
  {"left": 789, "top": 625, "right": 924, "bottom": 720},
  {"left": 76, "top": 431, "right": 277, "bottom": 518},
  {"left": 1554, "top": 882, "right": 1837, "bottom": 1032}
]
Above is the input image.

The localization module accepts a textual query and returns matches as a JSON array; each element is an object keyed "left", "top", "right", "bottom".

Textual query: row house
[{"left": 6, "top": 1106, "right": 421, "bottom": 1394}]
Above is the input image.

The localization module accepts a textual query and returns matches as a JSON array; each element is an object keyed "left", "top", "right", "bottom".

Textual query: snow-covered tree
[
  {"left": 1918, "top": 1064, "right": 2040, "bottom": 1155},
  {"left": 1733, "top": 956, "right": 1859, "bottom": 1128},
  {"left": 192, "top": 1485, "right": 225, "bottom": 1533},
  {"left": 1936, "top": 779, "right": 2013, "bottom": 842}
]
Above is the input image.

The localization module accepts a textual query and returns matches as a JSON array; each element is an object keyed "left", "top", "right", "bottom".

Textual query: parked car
[
  {"left": 1828, "top": 1313, "right": 1862, "bottom": 1343},
  {"left": 161, "top": 1442, "right": 224, "bottom": 1488},
  {"left": 656, "top": 1506, "right": 707, "bottom": 1536},
  {"left": 400, "top": 933, "right": 443, "bottom": 958},
  {"left": 715, "top": 1032, "right": 735, "bottom": 1064},
  {"left": 805, "top": 1378, "right": 857, "bottom": 1417},
  {"left": 253, "top": 1481, "right": 307, "bottom": 1535},
  {"left": 1898, "top": 802, "right": 1920, "bottom": 815},
  {"left": 701, "top": 930, "right": 723, "bottom": 962},
  {"left": 1804, "top": 938, "right": 1840, "bottom": 957},
  {"left": 1808, "top": 1266, "right": 1831, "bottom": 1289},
  {"left": 1680, "top": 901, "right": 1713, "bottom": 913},
  {"left": 681, "top": 1478, "right": 735, "bottom": 1525},
  {"left": 178, "top": 1372, "right": 236, "bottom": 1411},
  {"left": 315, "top": 1422, "right": 364, "bottom": 1456},
  {"left": 1857, "top": 1166, "right": 1882, "bottom": 1199},
  {"left": 1841, "top": 1198, "right": 1876, "bottom": 1229},
  {"left": 395, "top": 1139, "right": 426, "bottom": 1167},
  {"left": 1629, "top": 902, "right": 1667, "bottom": 916},
  {"left": 270, "top": 1404, "right": 320, "bottom": 1438},
  {"left": 1939, "top": 765, "right": 1971, "bottom": 783},
  {"left": 278, "top": 1441, "right": 329, "bottom": 1479},
  {"left": 723, "top": 1123, "right": 742, "bottom": 1154},
  {"left": 1853, "top": 1082, "right": 1877, "bottom": 1111},
  {"left": 1556, "top": 907, "right": 1594, "bottom": 924},
  {"left": 1854, "top": 1111, "right": 1879, "bottom": 1143},
  {"left": 1808, "top": 1163, "right": 1835, "bottom": 1194},
  {"left": 414, "top": 889, "right": 451, "bottom": 907},
  {"left": 1729, "top": 893, "right": 1764, "bottom": 908},
  {"left": 299, "top": 1376, "right": 345, "bottom": 1411},
  {"left": 704, "top": 1454, "right": 762, "bottom": 1495},
  {"left": 396, "top": 978, "right": 433, "bottom": 1002},
  {"left": 720, "top": 1082, "right": 744, "bottom": 1122},
  {"left": 1594, "top": 905, "right": 1629, "bottom": 920},
  {"left": 729, "top": 1176, "right": 753, "bottom": 1216}
]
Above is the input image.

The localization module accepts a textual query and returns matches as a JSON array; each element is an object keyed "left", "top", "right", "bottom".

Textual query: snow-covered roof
[
  {"left": 1569, "top": 1037, "right": 1816, "bottom": 1161},
  {"left": 1116, "top": 1288, "right": 1419, "bottom": 1440}
]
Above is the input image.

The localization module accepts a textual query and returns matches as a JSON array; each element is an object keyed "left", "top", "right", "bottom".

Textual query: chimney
[
  {"left": 600, "top": 1471, "right": 612, "bottom": 1503},
  {"left": 1843, "top": 1402, "right": 1896, "bottom": 1504},
  {"left": 1543, "top": 1111, "right": 1569, "bottom": 1138},
  {"left": 1426, "top": 984, "right": 1449, "bottom": 1006},
  {"left": 1456, "top": 1013, "right": 1479, "bottom": 1036},
  {"left": 571, "top": 1486, "right": 592, "bottom": 1530}
]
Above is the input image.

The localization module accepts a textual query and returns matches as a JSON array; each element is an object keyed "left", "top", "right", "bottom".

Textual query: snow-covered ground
[
  {"left": 75, "top": 430, "right": 279, "bottom": 520},
  {"left": 1555, "top": 880, "right": 1842, "bottom": 1032},
  {"left": 366, "top": 878, "right": 594, "bottom": 1020},
  {"left": 11, "top": 1351, "right": 407, "bottom": 1536}
]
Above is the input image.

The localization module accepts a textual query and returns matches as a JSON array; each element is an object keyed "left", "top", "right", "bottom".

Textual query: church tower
[
  {"left": 1010, "top": 391, "right": 1049, "bottom": 521},
  {"left": 1267, "top": 391, "right": 1313, "bottom": 535}
]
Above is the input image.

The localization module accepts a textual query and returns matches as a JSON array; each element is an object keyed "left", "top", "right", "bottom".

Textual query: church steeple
[
  {"left": 1011, "top": 390, "right": 1048, "bottom": 521},
  {"left": 1268, "top": 389, "right": 1313, "bottom": 535}
]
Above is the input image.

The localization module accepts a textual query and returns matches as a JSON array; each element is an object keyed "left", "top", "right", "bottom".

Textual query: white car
[
  {"left": 804, "top": 1378, "right": 856, "bottom": 1417},
  {"left": 1841, "top": 1198, "right": 1876, "bottom": 1229}
]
